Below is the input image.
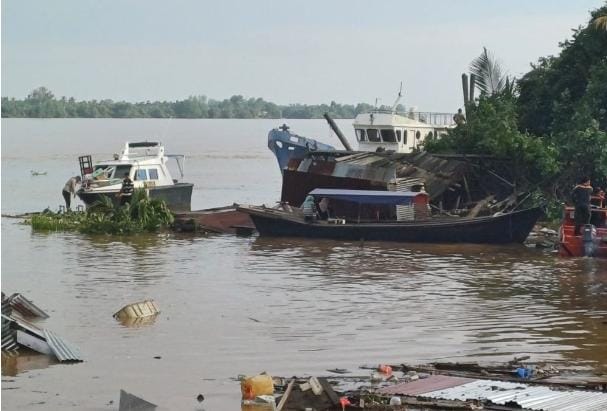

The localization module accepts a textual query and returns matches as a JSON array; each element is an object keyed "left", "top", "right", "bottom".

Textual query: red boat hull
[{"left": 559, "top": 204, "right": 607, "bottom": 258}]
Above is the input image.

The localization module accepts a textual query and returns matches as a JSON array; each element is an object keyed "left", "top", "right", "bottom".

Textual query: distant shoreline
[
  {"left": 1, "top": 116, "right": 356, "bottom": 120},
  {"left": 2, "top": 87, "right": 383, "bottom": 120}
]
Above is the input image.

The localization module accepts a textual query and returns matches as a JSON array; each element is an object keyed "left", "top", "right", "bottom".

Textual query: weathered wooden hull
[
  {"left": 77, "top": 183, "right": 193, "bottom": 212},
  {"left": 173, "top": 205, "right": 254, "bottom": 234},
  {"left": 239, "top": 206, "right": 543, "bottom": 244}
]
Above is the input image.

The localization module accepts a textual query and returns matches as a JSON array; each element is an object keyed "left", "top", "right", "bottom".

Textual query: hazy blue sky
[{"left": 2, "top": 0, "right": 603, "bottom": 111}]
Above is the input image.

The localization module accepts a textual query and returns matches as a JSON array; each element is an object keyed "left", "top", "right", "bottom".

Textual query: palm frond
[
  {"left": 593, "top": 15, "right": 607, "bottom": 31},
  {"left": 470, "top": 47, "right": 509, "bottom": 95}
]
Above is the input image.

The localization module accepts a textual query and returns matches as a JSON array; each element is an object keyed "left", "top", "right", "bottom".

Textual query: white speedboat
[{"left": 77, "top": 142, "right": 193, "bottom": 211}]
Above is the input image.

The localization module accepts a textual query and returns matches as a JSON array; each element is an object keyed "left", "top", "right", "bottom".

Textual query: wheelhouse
[{"left": 353, "top": 111, "right": 452, "bottom": 153}]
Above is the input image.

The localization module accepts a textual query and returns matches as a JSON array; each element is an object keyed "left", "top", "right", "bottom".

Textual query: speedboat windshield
[{"left": 92, "top": 164, "right": 132, "bottom": 179}]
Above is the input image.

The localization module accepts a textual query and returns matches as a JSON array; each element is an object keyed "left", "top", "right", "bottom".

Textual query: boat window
[
  {"left": 92, "top": 165, "right": 113, "bottom": 179},
  {"left": 148, "top": 169, "right": 159, "bottom": 180},
  {"left": 367, "top": 129, "right": 380, "bottom": 142},
  {"left": 396, "top": 130, "right": 401, "bottom": 142},
  {"left": 355, "top": 129, "right": 367, "bottom": 142},
  {"left": 135, "top": 169, "right": 148, "bottom": 181},
  {"left": 113, "top": 165, "right": 132, "bottom": 179},
  {"left": 403, "top": 130, "right": 408, "bottom": 145},
  {"left": 380, "top": 129, "right": 396, "bottom": 143}
]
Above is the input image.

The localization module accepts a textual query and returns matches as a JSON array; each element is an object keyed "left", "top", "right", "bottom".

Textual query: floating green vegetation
[{"left": 29, "top": 189, "right": 174, "bottom": 235}]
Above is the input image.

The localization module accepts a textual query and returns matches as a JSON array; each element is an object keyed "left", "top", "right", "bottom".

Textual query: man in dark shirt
[
  {"left": 118, "top": 172, "right": 134, "bottom": 206},
  {"left": 571, "top": 176, "right": 593, "bottom": 235}
]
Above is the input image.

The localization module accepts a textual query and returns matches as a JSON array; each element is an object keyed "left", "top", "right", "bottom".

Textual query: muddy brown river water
[{"left": 2, "top": 119, "right": 607, "bottom": 410}]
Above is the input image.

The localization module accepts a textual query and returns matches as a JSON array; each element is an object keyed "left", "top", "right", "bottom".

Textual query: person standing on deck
[
  {"left": 453, "top": 108, "right": 466, "bottom": 126},
  {"left": 61, "top": 175, "right": 81, "bottom": 211},
  {"left": 118, "top": 172, "right": 134, "bottom": 206},
  {"left": 571, "top": 176, "right": 593, "bottom": 235},
  {"left": 318, "top": 197, "right": 331, "bottom": 220}
]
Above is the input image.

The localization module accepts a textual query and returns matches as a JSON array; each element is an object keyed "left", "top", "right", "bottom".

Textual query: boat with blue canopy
[{"left": 238, "top": 188, "right": 542, "bottom": 244}]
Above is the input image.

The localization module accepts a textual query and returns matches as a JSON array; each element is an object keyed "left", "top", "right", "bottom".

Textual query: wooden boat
[
  {"left": 238, "top": 189, "right": 543, "bottom": 244},
  {"left": 559, "top": 194, "right": 607, "bottom": 258}
]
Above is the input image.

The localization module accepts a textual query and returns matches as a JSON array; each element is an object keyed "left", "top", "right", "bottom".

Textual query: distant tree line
[{"left": 1, "top": 89, "right": 378, "bottom": 119}]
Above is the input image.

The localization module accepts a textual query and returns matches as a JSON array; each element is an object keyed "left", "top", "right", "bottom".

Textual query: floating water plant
[{"left": 28, "top": 189, "right": 174, "bottom": 235}]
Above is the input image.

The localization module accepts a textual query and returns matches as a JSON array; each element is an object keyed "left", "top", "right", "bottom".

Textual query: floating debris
[
  {"left": 43, "top": 329, "right": 83, "bottom": 362},
  {"left": 241, "top": 373, "right": 274, "bottom": 400},
  {"left": 0, "top": 293, "right": 82, "bottom": 363},
  {"left": 113, "top": 300, "right": 160, "bottom": 320},
  {"left": 1, "top": 314, "right": 18, "bottom": 353},
  {"left": 5, "top": 293, "right": 49, "bottom": 319},
  {"left": 119, "top": 389, "right": 157, "bottom": 411},
  {"left": 263, "top": 359, "right": 607, "bottom": 411}
]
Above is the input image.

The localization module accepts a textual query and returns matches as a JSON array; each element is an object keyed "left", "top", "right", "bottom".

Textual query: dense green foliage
[
  {"left": 30, "top": 189, "right": 174, "bottom": 234},
  {"left": 426, "top": 4, "right": 607, "bottom": 208},
  {"left": 1, "top": 88, "right": 376, "bottom": 119}
]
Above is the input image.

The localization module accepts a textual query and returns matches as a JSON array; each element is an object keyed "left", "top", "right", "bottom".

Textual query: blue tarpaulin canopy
[{"left": 309, "top": 189, "right": 423, "bottom": 206}]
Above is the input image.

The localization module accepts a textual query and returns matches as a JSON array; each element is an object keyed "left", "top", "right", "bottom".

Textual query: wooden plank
[
  {"left": 467, "top": 195, "right": 494, "bottom": 218},
  {"left": 276, "top": 379, "right": 295, "bottom": 411}
]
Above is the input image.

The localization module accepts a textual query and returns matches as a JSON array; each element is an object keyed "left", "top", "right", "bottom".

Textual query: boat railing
[{"left": 370, "top": 109, "right": 456, "bottom": 126}]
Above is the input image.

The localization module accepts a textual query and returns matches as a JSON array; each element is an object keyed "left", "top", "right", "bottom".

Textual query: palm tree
[{"left": 469, "top": 47, "right": 511, "bottom": 96}]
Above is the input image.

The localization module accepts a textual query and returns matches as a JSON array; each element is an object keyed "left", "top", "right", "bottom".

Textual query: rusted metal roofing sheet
[
  {"left": 422, "top": 379, "right": 607, "bottom": 411},
  {"left": 8, "top": 293, "right": 49, "bottom": 319},
  {"left": 378, "top": 375, "right": 474, "bottom": 395},
  {"left": 43, "top": 329, "right": 83, "bottom": 362}
]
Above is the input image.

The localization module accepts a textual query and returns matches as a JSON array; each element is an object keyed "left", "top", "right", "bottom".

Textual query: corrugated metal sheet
[
  {"left": 43, "top": 329, "right": 83, "bottom": 362},
  {"left": 295, "top": 151, "right": 470, "bottom": 201},
  {"left": 378, "top": 375, "right": 474, "bottom": 395},
  {"left": 1, "top": 314, "right": 18, "bottom": 352},
  {"left": 421, "top": 379, "right": 607, "bottom": 411},
  {"left": 8, "top": 293, "right": 49, "bottom": 319},
  {"left": 2, "top": 293, "right": 12, "bottom": 316}
]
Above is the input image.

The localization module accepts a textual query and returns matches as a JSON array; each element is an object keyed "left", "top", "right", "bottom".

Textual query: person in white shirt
[{"left": 62, "top": 176, "right": 81, "bottom": 210}]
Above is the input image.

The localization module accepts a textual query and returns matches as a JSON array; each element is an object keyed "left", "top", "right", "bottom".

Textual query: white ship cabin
[
  {"left": 83, "top": 142, "right": 184, "bottom": 190},
  {"left": 353, "top": 111, "right": 453, "bottom": 153}
]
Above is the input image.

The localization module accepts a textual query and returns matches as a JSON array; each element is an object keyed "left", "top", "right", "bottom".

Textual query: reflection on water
[
  {"left": 247, "top": 237, "right": 607, "bottom": 369},
  {"left": 2, "top": 120, "right": 607, "bottom": 410},
  {"left": 2, "top": 351, "right": 56, "bottom": 378},
  {"left": 115, "top": 314, "right": 160, "bottom": 328}
]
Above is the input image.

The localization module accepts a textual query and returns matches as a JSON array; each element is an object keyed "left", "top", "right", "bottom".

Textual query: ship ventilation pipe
[{"left": 323, "top": 113, "right": 353, "bottom": 151}]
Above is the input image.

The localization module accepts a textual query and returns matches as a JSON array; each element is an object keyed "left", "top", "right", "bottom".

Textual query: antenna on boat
[{"left": 391, "top": 81, "right": 403, "bottom": 113}]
